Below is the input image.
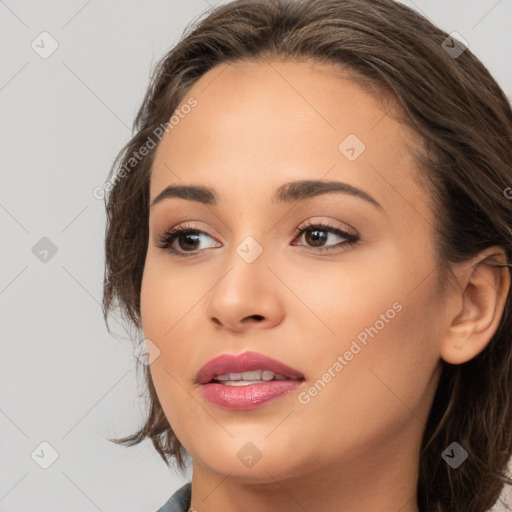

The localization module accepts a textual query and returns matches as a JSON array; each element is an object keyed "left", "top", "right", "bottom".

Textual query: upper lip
[{"left": 195, "top": 350, "right": 305, "bottom": 384}]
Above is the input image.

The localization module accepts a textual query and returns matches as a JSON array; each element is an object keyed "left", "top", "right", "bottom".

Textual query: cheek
[
  {"left": 272, "top": 245, "right": 407, "bottom": 363},
  {"left": 290, "top": 252, "right": 442, "bottom": 434},
  {"left": 140, "top": 270, "right": 224, "bottom": 415},
  {"left": 140, "top": 253, "right": 200, "bottom": 338},
  {"left": 301, "top": 275, "right": 442, "bottom": 438}
]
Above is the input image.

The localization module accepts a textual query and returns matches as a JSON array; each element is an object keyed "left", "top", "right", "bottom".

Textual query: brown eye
[
  {"left": 174, "top": 231, "right": 202, "bottom": 251},
  {"left": 155, "top": 223, "right": 220, "bottom": 257},
  {"left": 292, "top": 222, "right": 359, "bottom": 252},
  {"left": 156, "top": 221, "right": 359, "bottom": 258},
  {"left": 303, "top": 228, "right": 328, "bottom": 247}
]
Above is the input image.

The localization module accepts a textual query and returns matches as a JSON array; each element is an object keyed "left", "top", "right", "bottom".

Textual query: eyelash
[{"left": 155, "top": 221, "right": 359, "bottom": 258}]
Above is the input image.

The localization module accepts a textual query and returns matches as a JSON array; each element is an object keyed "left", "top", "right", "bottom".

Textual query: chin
[{"left": 191, "top": 440, "right": 304, "bottom": 483}]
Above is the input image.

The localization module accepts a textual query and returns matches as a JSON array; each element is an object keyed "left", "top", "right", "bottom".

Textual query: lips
[{"left": 195, "top": 350, "right": 305, "bottom": 385}]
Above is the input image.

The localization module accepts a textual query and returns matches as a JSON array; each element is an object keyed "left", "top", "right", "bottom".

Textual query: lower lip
[{"left": 200, "top": 380, "right": 304, "bottom": 410}]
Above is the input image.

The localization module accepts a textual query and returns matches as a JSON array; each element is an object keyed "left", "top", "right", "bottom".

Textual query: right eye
[{"left": 155, "top": 223, "right": 221, "bottom": 257}]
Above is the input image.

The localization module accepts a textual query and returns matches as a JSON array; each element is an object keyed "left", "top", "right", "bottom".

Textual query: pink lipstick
[{"left": 196, "top": 351, "right": 305, "bottom": 410}]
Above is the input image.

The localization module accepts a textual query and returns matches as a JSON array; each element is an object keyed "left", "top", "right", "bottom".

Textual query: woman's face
[{"left": 140, "top": 59, "right": 446, "bottom": 486}]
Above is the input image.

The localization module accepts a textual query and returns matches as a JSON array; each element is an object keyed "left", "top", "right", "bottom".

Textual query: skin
[{"left": 140, "top": 59, "right": 510, "bottom": 512}]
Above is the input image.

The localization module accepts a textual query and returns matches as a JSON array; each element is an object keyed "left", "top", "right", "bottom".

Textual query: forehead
[{"left": 149, "top": 59, "right": 430, "bottom": 222}]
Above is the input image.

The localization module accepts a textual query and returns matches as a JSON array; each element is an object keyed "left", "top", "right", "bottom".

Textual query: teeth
[
  {"left": 221, "top": 380, "right": 266, "bottom": 386},
  {"left": 214, "top": 369, "right": 289, "bottom": 383}
]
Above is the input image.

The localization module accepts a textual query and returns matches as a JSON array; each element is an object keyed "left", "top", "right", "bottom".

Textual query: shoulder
[{"left": 155, "top": 482, "right": 192, "bottom": 512}]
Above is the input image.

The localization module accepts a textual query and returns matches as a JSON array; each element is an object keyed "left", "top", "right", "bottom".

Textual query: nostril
[{"left": 244, "top": 315, "right": 264, "bottom": 323}]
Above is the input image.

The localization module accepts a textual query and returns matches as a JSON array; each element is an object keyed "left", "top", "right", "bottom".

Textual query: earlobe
[{"left": 440, "top": 248, "right": 511, "bottom": 365}]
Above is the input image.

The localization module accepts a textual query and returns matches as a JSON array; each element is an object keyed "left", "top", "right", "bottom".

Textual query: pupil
[
  {"left": 306, "top": 229, "right": 327, "bottom": 247},
  {"left": 179, "top": 233, "right": 200, "bottom": 250}
]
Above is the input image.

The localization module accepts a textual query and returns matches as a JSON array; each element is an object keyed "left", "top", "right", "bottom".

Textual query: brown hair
[{"left": 102, "top": 1, "right": 512, "bottom": 510}]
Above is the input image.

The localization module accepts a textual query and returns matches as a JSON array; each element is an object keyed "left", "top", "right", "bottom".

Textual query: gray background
[{"left": 1, "top": 0, "right": 511, "bottom": 511}]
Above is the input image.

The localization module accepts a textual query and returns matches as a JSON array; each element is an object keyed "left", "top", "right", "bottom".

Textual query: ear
[{"left": 440, "top": 247, "right": 511, "bottom": 365}]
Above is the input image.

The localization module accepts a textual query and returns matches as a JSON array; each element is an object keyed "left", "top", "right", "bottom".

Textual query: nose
[{"left": 202, "top": 247, "right": 285, "bottom": 334}]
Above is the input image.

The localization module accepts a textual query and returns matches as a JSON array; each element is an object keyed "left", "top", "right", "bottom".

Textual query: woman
[{"left": 102, "top": 0, "right": 512, "bottom": 510}]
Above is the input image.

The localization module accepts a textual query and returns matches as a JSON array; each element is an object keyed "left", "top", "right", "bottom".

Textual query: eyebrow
[{"left": 150, "top": 179, "right": 384, "bottom": 211}]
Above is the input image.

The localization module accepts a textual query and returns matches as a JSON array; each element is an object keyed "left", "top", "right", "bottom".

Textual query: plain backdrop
[{"left": 1, "top": 1, "right": 511, "bottom": 511}]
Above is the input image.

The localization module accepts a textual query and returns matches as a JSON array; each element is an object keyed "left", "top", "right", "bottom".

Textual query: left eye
[
  {"left": 292, "top": 223, "right": 359, "bottom": 251},
  {"left": 155, "top": 222, "right": 359, "bottom": 257}
]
